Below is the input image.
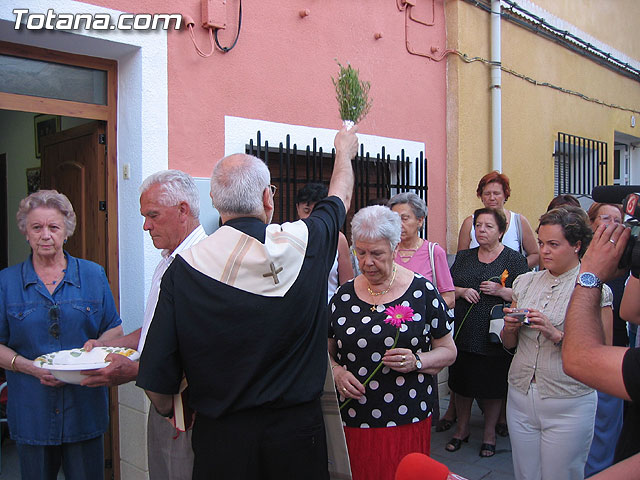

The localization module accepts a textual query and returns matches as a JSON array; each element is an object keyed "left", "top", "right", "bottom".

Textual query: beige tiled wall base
[
  {"left": 120, "top": 461, "right": 149, "bottom": 480},
  {"left": 119, "top": 382, "right": 150, "bottom": 479},
  {"left": 437, "top": 367, "right": 450, "bottom": 398}
]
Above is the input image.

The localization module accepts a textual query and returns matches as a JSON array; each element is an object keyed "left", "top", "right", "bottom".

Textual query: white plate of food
[{"left": 33, "top": 346, "right": 140, "bottom": 384}]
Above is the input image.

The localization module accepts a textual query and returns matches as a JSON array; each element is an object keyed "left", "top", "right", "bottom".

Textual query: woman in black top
[{"left": 447, "top": 208, "right": 528, "bottom": 457}]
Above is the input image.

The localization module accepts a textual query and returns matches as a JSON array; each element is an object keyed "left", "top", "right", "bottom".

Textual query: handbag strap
[
  {"left": 428, "top": 241, "right": 437, "bottom": 287},
  {"left": 513, "top": 212, "right": 525, "bottom": 256}
]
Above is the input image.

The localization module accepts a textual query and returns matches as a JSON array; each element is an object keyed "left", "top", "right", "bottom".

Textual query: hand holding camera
[
  {"left": 508, "top": 308, "right": 530, "bottom": 324},
  {"left": 503, "top": 307, "right": 528, "bottom": 334}
]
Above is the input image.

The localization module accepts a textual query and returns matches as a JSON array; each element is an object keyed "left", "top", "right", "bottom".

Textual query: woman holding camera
[{"left": 502, "top": 207, "right": 613, "bottom": 480}]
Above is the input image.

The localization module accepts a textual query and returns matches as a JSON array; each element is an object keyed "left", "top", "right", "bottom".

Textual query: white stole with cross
[{"left": 178, "top": 220, "right": 308, "bottom": 295}]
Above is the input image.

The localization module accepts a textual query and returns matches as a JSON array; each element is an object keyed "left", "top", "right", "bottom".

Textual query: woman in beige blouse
[{"left": 501, "top": 207, "right": 613, "bottom": 480}]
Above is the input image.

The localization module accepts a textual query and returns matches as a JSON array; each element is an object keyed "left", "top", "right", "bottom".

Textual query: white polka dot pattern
[{"left": 328, "top": 277, "right": 452, "bottom": 428}]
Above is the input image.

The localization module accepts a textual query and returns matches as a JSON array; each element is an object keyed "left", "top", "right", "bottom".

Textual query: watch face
[
  {"left": 415, "top": 355, "right": 422, "bottom": 369},
  {"left": 579, "top": 272, "right": 599, "bottom": 287}
]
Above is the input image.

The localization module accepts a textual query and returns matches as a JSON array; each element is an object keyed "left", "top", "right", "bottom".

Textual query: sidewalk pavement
[
  {"left": 0, "top": 393, "right": 513, "bottom": 480},
  {"left": 431, "top": 394, "right": 515, "bottom": 480}
]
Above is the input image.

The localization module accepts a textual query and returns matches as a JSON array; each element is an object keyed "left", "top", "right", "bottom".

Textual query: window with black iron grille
[
  {"left": 553, "top": 132, "right": 608, "bottom": 198},
  {"left": 246, "top": 131, "right": 427, "bottom": 239}
]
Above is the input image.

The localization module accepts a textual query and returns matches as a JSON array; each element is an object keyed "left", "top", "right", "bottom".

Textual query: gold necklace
[
  {"left": 397, "top": 238, "right": 423, "bottom": 260},
  {"left": 367, "top": 265, "right": 397, "bottom": 312}
]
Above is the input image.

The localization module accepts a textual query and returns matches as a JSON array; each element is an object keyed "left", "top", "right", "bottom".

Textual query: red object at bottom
[{"left": 344, "top": 416, "right": 432, "bottom": 480}]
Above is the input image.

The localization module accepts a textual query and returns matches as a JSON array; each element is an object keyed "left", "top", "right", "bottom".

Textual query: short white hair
[
  {"left": 351, "top": 205, "right": 402, "bottom": 251},
  {"left": 210, "top": 154, "right": 271, "bottom": 217},
  {"left": 17, "top": 190, "right": 76, "bottom": 237},
  {"left": 140, "top": 170, "right": 200, "bottom": 218}
]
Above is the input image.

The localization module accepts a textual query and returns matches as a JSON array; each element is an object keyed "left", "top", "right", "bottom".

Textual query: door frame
[
  {"left": 0, "top": 41, "right": 121, "bottom": 479},
  {"left": 0, "top": 41, "right": 119, "bottom": 301}
]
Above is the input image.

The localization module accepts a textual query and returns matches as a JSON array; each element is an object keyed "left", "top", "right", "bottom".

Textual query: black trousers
[{"left": 192, "top": 399, "right": 329, "bottom": 480}]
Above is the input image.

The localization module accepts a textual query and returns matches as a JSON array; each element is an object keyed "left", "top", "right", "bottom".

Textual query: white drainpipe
[{"left": 491, "top": 0, "right": 502, "bottom": 172}]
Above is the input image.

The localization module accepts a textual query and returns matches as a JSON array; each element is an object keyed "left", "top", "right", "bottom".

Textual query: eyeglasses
[
  {"left": 49, "top": 305, "right": 60, "bottom": 339},
  {"left": 269, "top": 184, "right": 278, "bottom": 196},
  {"left": 597, "top": 214, "right": 622, "bottom": 225}
]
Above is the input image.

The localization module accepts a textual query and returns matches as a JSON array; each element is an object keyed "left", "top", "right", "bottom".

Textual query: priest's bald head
[{"left": 210, "top": 153, "right": 275, "bottom": 224}]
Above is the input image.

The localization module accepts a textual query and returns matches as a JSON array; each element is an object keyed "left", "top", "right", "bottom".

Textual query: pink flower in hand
[{"left": 384, "top": 305, "right": 415, "bottom": 328}]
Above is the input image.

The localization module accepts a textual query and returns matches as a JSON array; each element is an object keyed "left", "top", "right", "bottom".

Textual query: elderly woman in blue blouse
[
  {"left": 0, "top": 190, "right": 123, "bottom": 480},
  {"left": 501, "top": 207, "right": 613, "bottom": 480},
  {"left": 328, "top": 206, "right": 457, "bottom": 480}
]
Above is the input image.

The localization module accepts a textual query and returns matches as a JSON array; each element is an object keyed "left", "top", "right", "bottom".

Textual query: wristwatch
[
  {"left": 576, "top": 272, "right": 603, "bottom": 289},
  {"left": 414, "top": 353, "right": 422, "bottom": 370}
]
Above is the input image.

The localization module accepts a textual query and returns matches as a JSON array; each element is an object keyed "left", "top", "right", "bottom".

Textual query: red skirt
[{"left": 344, "top": 417, "right": 431, "bottom": 480}]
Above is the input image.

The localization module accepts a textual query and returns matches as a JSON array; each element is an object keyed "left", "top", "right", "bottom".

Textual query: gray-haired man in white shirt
[{"left": 83, "top": 170, "right": 207, "bottom": 479}]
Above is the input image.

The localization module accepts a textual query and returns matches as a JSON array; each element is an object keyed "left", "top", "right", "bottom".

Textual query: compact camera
[{"left": 509, "top": 308, "right": 530, "bottom": 325}]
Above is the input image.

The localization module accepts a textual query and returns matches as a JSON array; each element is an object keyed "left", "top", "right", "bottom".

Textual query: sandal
[
  {"left": 435, "top": 418, "right": 455, "bottom": 432},
  {"left": 479, "top": 443, "right": 496, "bottom": 458},
  {"left": 495, "top": 423, "right": 509, "bottom": 437},
  {"left": 445, "top": 435, "right": 469, "bottom": 452}
]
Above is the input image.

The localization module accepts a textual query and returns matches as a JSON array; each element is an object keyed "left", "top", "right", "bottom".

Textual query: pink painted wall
[{"left": 86, "top": 0, "right": 449, "bottom": 244}]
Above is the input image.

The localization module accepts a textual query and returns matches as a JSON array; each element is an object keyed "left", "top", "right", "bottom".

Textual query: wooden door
[
  {"left": 40, "top": 121, "right": 107, "bottom": 268},
  {"left": 0, "top": 154, "right": 7, "bottom": 270}
]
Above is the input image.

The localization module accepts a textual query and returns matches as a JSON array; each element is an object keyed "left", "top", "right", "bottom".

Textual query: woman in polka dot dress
[{"left": 329, "top": 206, "right": 457, "bottom": 480}]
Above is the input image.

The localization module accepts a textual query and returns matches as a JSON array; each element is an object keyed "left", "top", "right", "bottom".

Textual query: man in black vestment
[{"left": 137, "top": 126, "right": 359, "bottom": 479}]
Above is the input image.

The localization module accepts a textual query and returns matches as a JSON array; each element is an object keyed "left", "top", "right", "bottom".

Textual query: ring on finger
[
  {"left": 342, "top": 387, "right": 347, "bottom": 392},
  {"left": 402, "top": 355, "right": 406, "bottom": 361},
  {"left": 610, "top": 239, "right": 616, "bottom": 245},
  {"left": 400, "top": 361, "right": 405, "bottom": 367}
]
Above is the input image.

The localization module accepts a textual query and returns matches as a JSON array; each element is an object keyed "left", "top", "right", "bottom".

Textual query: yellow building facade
[{"left": 445, "top": 0, "right": 640, "bottom": 250}]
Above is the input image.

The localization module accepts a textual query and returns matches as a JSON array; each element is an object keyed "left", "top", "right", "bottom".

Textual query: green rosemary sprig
[{"left": 332, "top": 61, "right": 372, "bottom": 124}]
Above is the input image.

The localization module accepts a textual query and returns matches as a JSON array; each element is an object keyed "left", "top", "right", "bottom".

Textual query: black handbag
[{"left": 488, "top": 303, "right": 510, "bottom": 344}]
